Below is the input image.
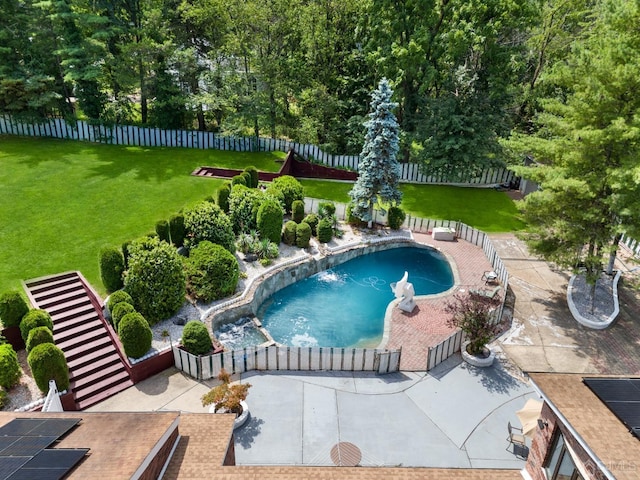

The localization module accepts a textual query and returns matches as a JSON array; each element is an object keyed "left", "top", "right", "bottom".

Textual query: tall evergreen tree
[{"left": 349, "top": 78, "right": 402, "bottom": 228}]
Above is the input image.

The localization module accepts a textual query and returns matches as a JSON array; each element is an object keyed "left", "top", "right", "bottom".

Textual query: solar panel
[
  {"left": 0, "top": 457, "right": 29, "bottom": 480},
  {"left": 28, "top": 419, "right": 81, "bottom": 438},
  {"left": 0, "top": 439, "right": 18, "bottom": 456},
  {"left": 584, "top": 377, "right": 640, "bottom": 439},
  {"left": 0, "top": 419, "right": 45, "bottom": 437},
  {"left": 19, "top": 449, "right": 89, "bottom": 470},
  {"left": 5, "top": 468, "right": 69, "bottom": 480},
  {"left": 0, "top": 437, "right": 57, "bottom": 456}
]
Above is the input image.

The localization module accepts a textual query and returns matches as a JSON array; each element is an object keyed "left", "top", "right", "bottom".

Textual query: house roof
[{"left": 530, "top": 373, "right": 640, "bottom": 480}]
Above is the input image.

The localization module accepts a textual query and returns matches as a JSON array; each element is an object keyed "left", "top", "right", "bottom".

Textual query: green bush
[
  {"left": 266, "top": 175, "right": 304, "bottom": 213},
  {"left": 217, "top": 182, "right": 232, "bottom": 213},
  {"left": 20, "top": 309, "right": 53, "bottom": 342},
  {"left": 0, "top": 344, "right": 21, "bottom": 389},
  {"left": 124, "top": 237, "right": 186, "bottom": 324},
  {"left": 181, "top": 320, "right": 213, "bottom": 355},
  {"left": 231, "top": 174, "right": 247, "bottom": 187},
  {"left": 317, "top": 218, "right": 334, "bottom": 243},
  {"left": 0, "top": 290, "right": 29, "bottom": 329},
  {"left": 204, "top": 195, "right": 216, "bottom": 203},
  {"left": 346, "top": 203, "right": 366, "bottom": 227},
  {"left": 257, "top": 199, "right": 284, "bottom": 244},
  {"left": 282, "top": 220, "right": 297, "bottom": 245},
  {"left": 303, "top": 213, "right": 319, "bottom": 236},
  {"left": 25, "top": 326, "right": 54, "bottom": 354},
  {"left": 106, "top": 290, "right": 133, "bottom": 312},
  {"left": 387, "top": 206, "right": 406, "bottom": 230},
  {"left": 99, "top": 246, "right": 125, "bottom": 293},
  {"left": 318, "top": 201, "right": 336, "bottom": 218},
  {"left": 236, "top": 231, "right": 259, "bottom": 254},
  {"left": 184, "top": 201, "right": 236, "bottom": 252},
  {"left": 185, "top": 241, "right": 239, "bottom": 302},
  {"left": 155, "top": 219, "right": 170, "bottom": 243},
  {"left": 241, "top": 171, "right": 253, "bottom": 188},
  {"left": 228, "top": 185, "right": 279, "bottom": 235},
  {"left": 244, "top": 166, "right": 259, "bottom": 188},
  {"left": 169, "top": 214, "right": 186, "bottom": 247},
  {"left": 254, "top": 239, "right": 279, "bottom": 260},
  {"left": 292, "top": 200, "right": 305, "bottom": 223},
  {"left": 0, "top": 389, "right": 7, "bottom": 409},
  {"left": 28, "top": 343, "right": 69, "bottom": 393},
  {"left": 118, "top": 312, "right": 152, "bottom": 359},
  {"left": 122, "top": 240, "right": 132, "bottom": 268},
  {"left": 111, "top": 302, "right": 136, "bottom": 329},
  {"left": 296, "top": 222, "right": 312, "bottom": 248}
]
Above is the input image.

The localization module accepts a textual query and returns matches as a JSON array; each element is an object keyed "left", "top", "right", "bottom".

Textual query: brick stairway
[{"left": 23, "top": 272, "right": 133, "bottom": 410}]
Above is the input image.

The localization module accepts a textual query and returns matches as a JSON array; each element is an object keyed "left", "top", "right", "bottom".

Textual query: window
[{"left": 544, "top": 430, "right": 586, "bottom": 480}]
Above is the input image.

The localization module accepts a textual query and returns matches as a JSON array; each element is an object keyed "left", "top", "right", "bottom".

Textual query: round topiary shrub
[
  {"left": 216, "top": 183, "right": 232, "bottom": 213},
  {"left": 303, "top": 213, "right": 319, "bottom": 236},
  {"left": 169, "top": 214, "right": 186, "bottom": 247},
  {"left": 292, "top": 200, "right": 305, "bottom": 223},
  {"left": 25, "top": 326, "right": 54, "bottom": 354},
  {"left": 111, "top": 302, "right": 136, "bottom": 329},
  {"left": 106, "top": 290, "right": 133, "bottom": 313},
  {"left": 118, "top": 312, "right": 152, "bottom": 359},
  {"left": 257, "top": 199, "right": 284, "bottom": 244},
  {"left": 27, "top": 343, "right": 69, "bottom": 393},
  {"left": 387, "top": 206, "right": 406, "bottom": 230},
  {"left": 184, "top": 201, "right": 236, "bottom": 252},
  {"left": 155, "top": 219, "right": 170, "bottom": 243},
  {"left": 232, "top": 174, "right": 247, "bottom": 187},
  {"left": 318, "top": 201, "right": 336, "bottom": 219},
  {"left": 241, "top": 171, "right": 253, "bottom": 188},
  {"left": 20, "top": 309, "right": 53, "bottom": 342},
  {"left": 282, "top": 220, "right": 297, "bottom": 245},
  {"left": 244, "top": 166, "right": 259, "bottom": 188},
  {"left": 317, "top": 217, "right": 333, "bottom": 243},
  {"left": 185, "top": 241, "right": 239, "bottom": 302},
  {"left": 181, "top": 321, "right": 213, "bottom": 355},
  {"left": 0, "top": 290, "right": 29, "bottom": 329},
  {"left": 124, "top": 237, "right": 186, "bottom": 324},
  {"left": 0, "top": 344, "right": 21, "bottom": 389},
  {"left": 228, "top": 185, "right": 278, "bottom": 235},
  {"left": 266, "top": 175, "right": 304, "bottom": 213},
  {"left": 296, "top": 222, "right": 312, "bottom": 248},
  {"left": 99, "top": 246, "right": 125, "bottom": 293}
]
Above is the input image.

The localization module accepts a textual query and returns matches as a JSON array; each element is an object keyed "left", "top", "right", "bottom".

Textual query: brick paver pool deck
[{"left": 386, "top": 233, "right": 496, "bottom": 370}]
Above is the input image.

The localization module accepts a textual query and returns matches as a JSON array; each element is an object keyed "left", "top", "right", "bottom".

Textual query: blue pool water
[
  {"left": 258, "top": 247, "right": 453, "bottom": 348},
  {"left": 215, "top": 317, "right": 268, "bottom": 350}
]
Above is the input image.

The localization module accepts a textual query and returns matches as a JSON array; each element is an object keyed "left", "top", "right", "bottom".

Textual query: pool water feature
[
  {"left": 215, "top": 317, "right": 269, "bottom": 350},
  {"left": 258, "top": 246, "right": 453, "bottom": 348}
]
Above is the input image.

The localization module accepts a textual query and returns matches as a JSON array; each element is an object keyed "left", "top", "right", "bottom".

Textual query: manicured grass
[
  {"left": 0, "top": 136, "right": 284, "bottom": 295},
  {"left": 300, "top": 179, "right": 526, "bottom": 233}
]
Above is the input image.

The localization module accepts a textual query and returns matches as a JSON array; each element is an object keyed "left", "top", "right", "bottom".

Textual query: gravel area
[
  {"left": 570, "top": 272, "right": 616, "bottom": 323},
  {"left": 2, "top": 349, "right": 45, "bottom": 412}
]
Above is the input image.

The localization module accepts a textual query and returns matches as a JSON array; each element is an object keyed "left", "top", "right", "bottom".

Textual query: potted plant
[
  {"left": 444, "top": 291, "right": 501, "bottom": 367},
  {"left": 201, "top": 369, "right": 252, "bottom": 429}
]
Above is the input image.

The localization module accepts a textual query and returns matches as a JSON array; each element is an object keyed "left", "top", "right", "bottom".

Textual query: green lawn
[
  {"left": 0, "top": 136, "right": 284, "bottom": 295},
  {"left": 0, "top": 135, "right": 524, "bottom": 297}
]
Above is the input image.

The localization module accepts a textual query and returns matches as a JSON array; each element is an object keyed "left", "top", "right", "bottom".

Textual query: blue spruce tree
[{"left": 349, "top": 78, "right": 402, "bottom": 227}]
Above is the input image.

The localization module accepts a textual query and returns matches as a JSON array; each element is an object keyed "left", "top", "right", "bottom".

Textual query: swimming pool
[
  {"left": 214, "top": 317, "right": 269, "bottom": 350},
  {"left": 257, "top": 246, "right": 453, "bottom": 348}
]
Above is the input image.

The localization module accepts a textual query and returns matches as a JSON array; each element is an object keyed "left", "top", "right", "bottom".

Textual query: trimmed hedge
[
  {"left": 169, "top": 214, "right": 186, "bottom": 247},
  {"left": 295, "top": 222, "right": 312, "bottom": 248},
  {"left": 216, "top": 182, "right": 231, "bottom": 213},
  {"left": 318, "top": 201, "right": 336, "bottom": 218},
  {"left": 111, "top": 302, "right": 136, "bottom": 329},
  {"left": 292, "top": 200, "right": 305, "bottom": 223},
  {"left": 282, "top": 220, "right": 297, "bottom": 245},
  {"left": 99, "top": 246, "right": 125, "bottom": 293},
  {"left": 122, "top": 240, "right": 132, "bottom": 269},
  {"left": 303, "top": 213, "right": 319, "bottom": 236},
  {"left": 125, "top": 237, "right": 186, "bottom": 324},
  {"left": 231, "top": 175, "right": 247, "bottom": 187},
  {"left": 25, "top": 326, "right": 54, "bottom": 354},
  {"left": 0, "top": 344, "right": 21, "bottom": 389},
  {"left": 184, "top": 201, "right": 236, "bottom": 252},
  {"left": 241, "top": 171, "right": 253, "bottom": 188},
  {"left": 257, "top": 199, "right": 284, "bottom": 244},
  {"left": 244, "top": 166, "right": 259, "bottom": 188},
  {"left": 317, "top": 218, "right": 334, "bottom": 243},
  {"left": 155, "top": 219, "right": 170, "bottom": 243},
  {"left": 185, "top": 241, "right": 239, "bottom": 302},
  {"left": 27, "top": 343, "right": 69, "bottom": 393},
  {"left": 0, "top": 290, "right": 29, "bottom": 329},
  {"left": 118, "top": 312, "right": 152, "bottom": 359},
  {"left": 106, "top": 290, "right": 133, "bottom": 312},
  {"left": 181, "top": 320, "right": 213, "bottom": 355},
  {"left": 387, "top": 206, "right": 406, "bottom": 230},
  {"left": 20, "top": 309, "right": 53, "bottom": 342},
  {"left": 266, "top": 175, "right": 304, "bottom": 213}
]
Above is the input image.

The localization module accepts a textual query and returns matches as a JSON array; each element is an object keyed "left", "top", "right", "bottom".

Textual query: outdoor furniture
[
  {"left": 507, "top": 421, "right": 526, "bottom": 447},
  {"left": 432, "top": 227, "right": 456, "bottom": 241},
  {"left": 469, "top": 286, "right": 501, "bottom": 299},
  {"left": 482, "top": 271, "right": 498, "bottom": 284}
]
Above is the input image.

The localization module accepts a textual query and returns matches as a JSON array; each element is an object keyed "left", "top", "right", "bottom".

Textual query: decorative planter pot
[
  {"left": 209, "top": 400, "right": 250, "bottom": 430},
  {"left": 461, "top": 342, "right": 495, "bottom": 368}
]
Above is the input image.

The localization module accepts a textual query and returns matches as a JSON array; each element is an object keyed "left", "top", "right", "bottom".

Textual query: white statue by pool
[{"left": 391, "top": 271, "right": 416, "bottom": 313}]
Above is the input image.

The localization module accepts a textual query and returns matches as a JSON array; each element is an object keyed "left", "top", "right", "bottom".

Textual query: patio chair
[
  {"left": 469, "top": 286, "right": 501, "bottom": 299},
  {"left": 482, "top": 271, "right": 499, "bottom": 284},
  {"left": 507, "top": 421, "right": 526, "bottom": 447}
]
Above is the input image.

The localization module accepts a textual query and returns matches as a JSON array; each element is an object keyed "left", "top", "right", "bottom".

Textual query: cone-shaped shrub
[
  {"left": 303, "top": 213, "right": 319, "bottom": 236},
  {"left": 387, "top": 206, "right": 406, "bottom": 230},
  {"left": 118, "top": 312, "right": 152, "bottom": 359},
  {"left": 100, "top": 246, "right": 125, "bottom": 293},
  {"left": 257, "top": 199, "right": 284, "bottom": 244},
  {"left": 292, "top": 200, "right": 305, "bottom": 223},
  {"left": 169, "top": 214, "right": 186, "bottom": 247},
  {"left": 232, "top": 175, "right": 246, "bottom": 187},
  {"left": 0, "top": 290, "right": 29, "bottom": 329},
  {"left": 26, "top": 326, "right": 54, "bottom": 354},
  {"left": 0, "top": 344, "right": 21, "bottom": 389},
  {"left": 20, "top": 310, "right": 53, "bottom": 342},
  {"left": 244, "top": 166, "right": 259, "bottom": 188},
  {"left": 317, "top": 218, "right": 333, "bottom": 243},
  {"left": 296, "top": 222, "right": 311, "bottom": 248},
  {"left": 106, "top": 290, "right": 133, "bottom": 312},
  {"left": 182, "top": 321, "right": 213, "bottom": 355},
  {"left": 282, "top": 220, "right": 297, "bottom": 245},
  {"left": 111, "top": 302, "right": 136, "bottom": 329},
  {"left": 28, "top": 343, "right": 69, "bottom": 393},
  {"left": 155, "top": 220, "right": 170, "bottom": 243},
  {"left": 217, "top": 182, "right": 232, "bottom": 213}
]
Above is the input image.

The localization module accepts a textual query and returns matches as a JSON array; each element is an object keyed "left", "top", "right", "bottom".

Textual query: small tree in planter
[
  {"left": 444, "top": 292, "right": 501, "bottom": 357},
  {"left": 201, "top": 368, "right": 251, "bottom": 415}
]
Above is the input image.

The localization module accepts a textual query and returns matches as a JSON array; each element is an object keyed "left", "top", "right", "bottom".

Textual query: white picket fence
[
  {"left": 0, "top": 114, "right": 515, "bottom": 185},
  {"left": 173, "top": 345, "right": 402, "bottom": 380}
]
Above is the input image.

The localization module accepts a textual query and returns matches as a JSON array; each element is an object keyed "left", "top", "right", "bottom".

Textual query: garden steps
[{"left": 23, "top": 271, "right": 133, "bottom": 411}]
